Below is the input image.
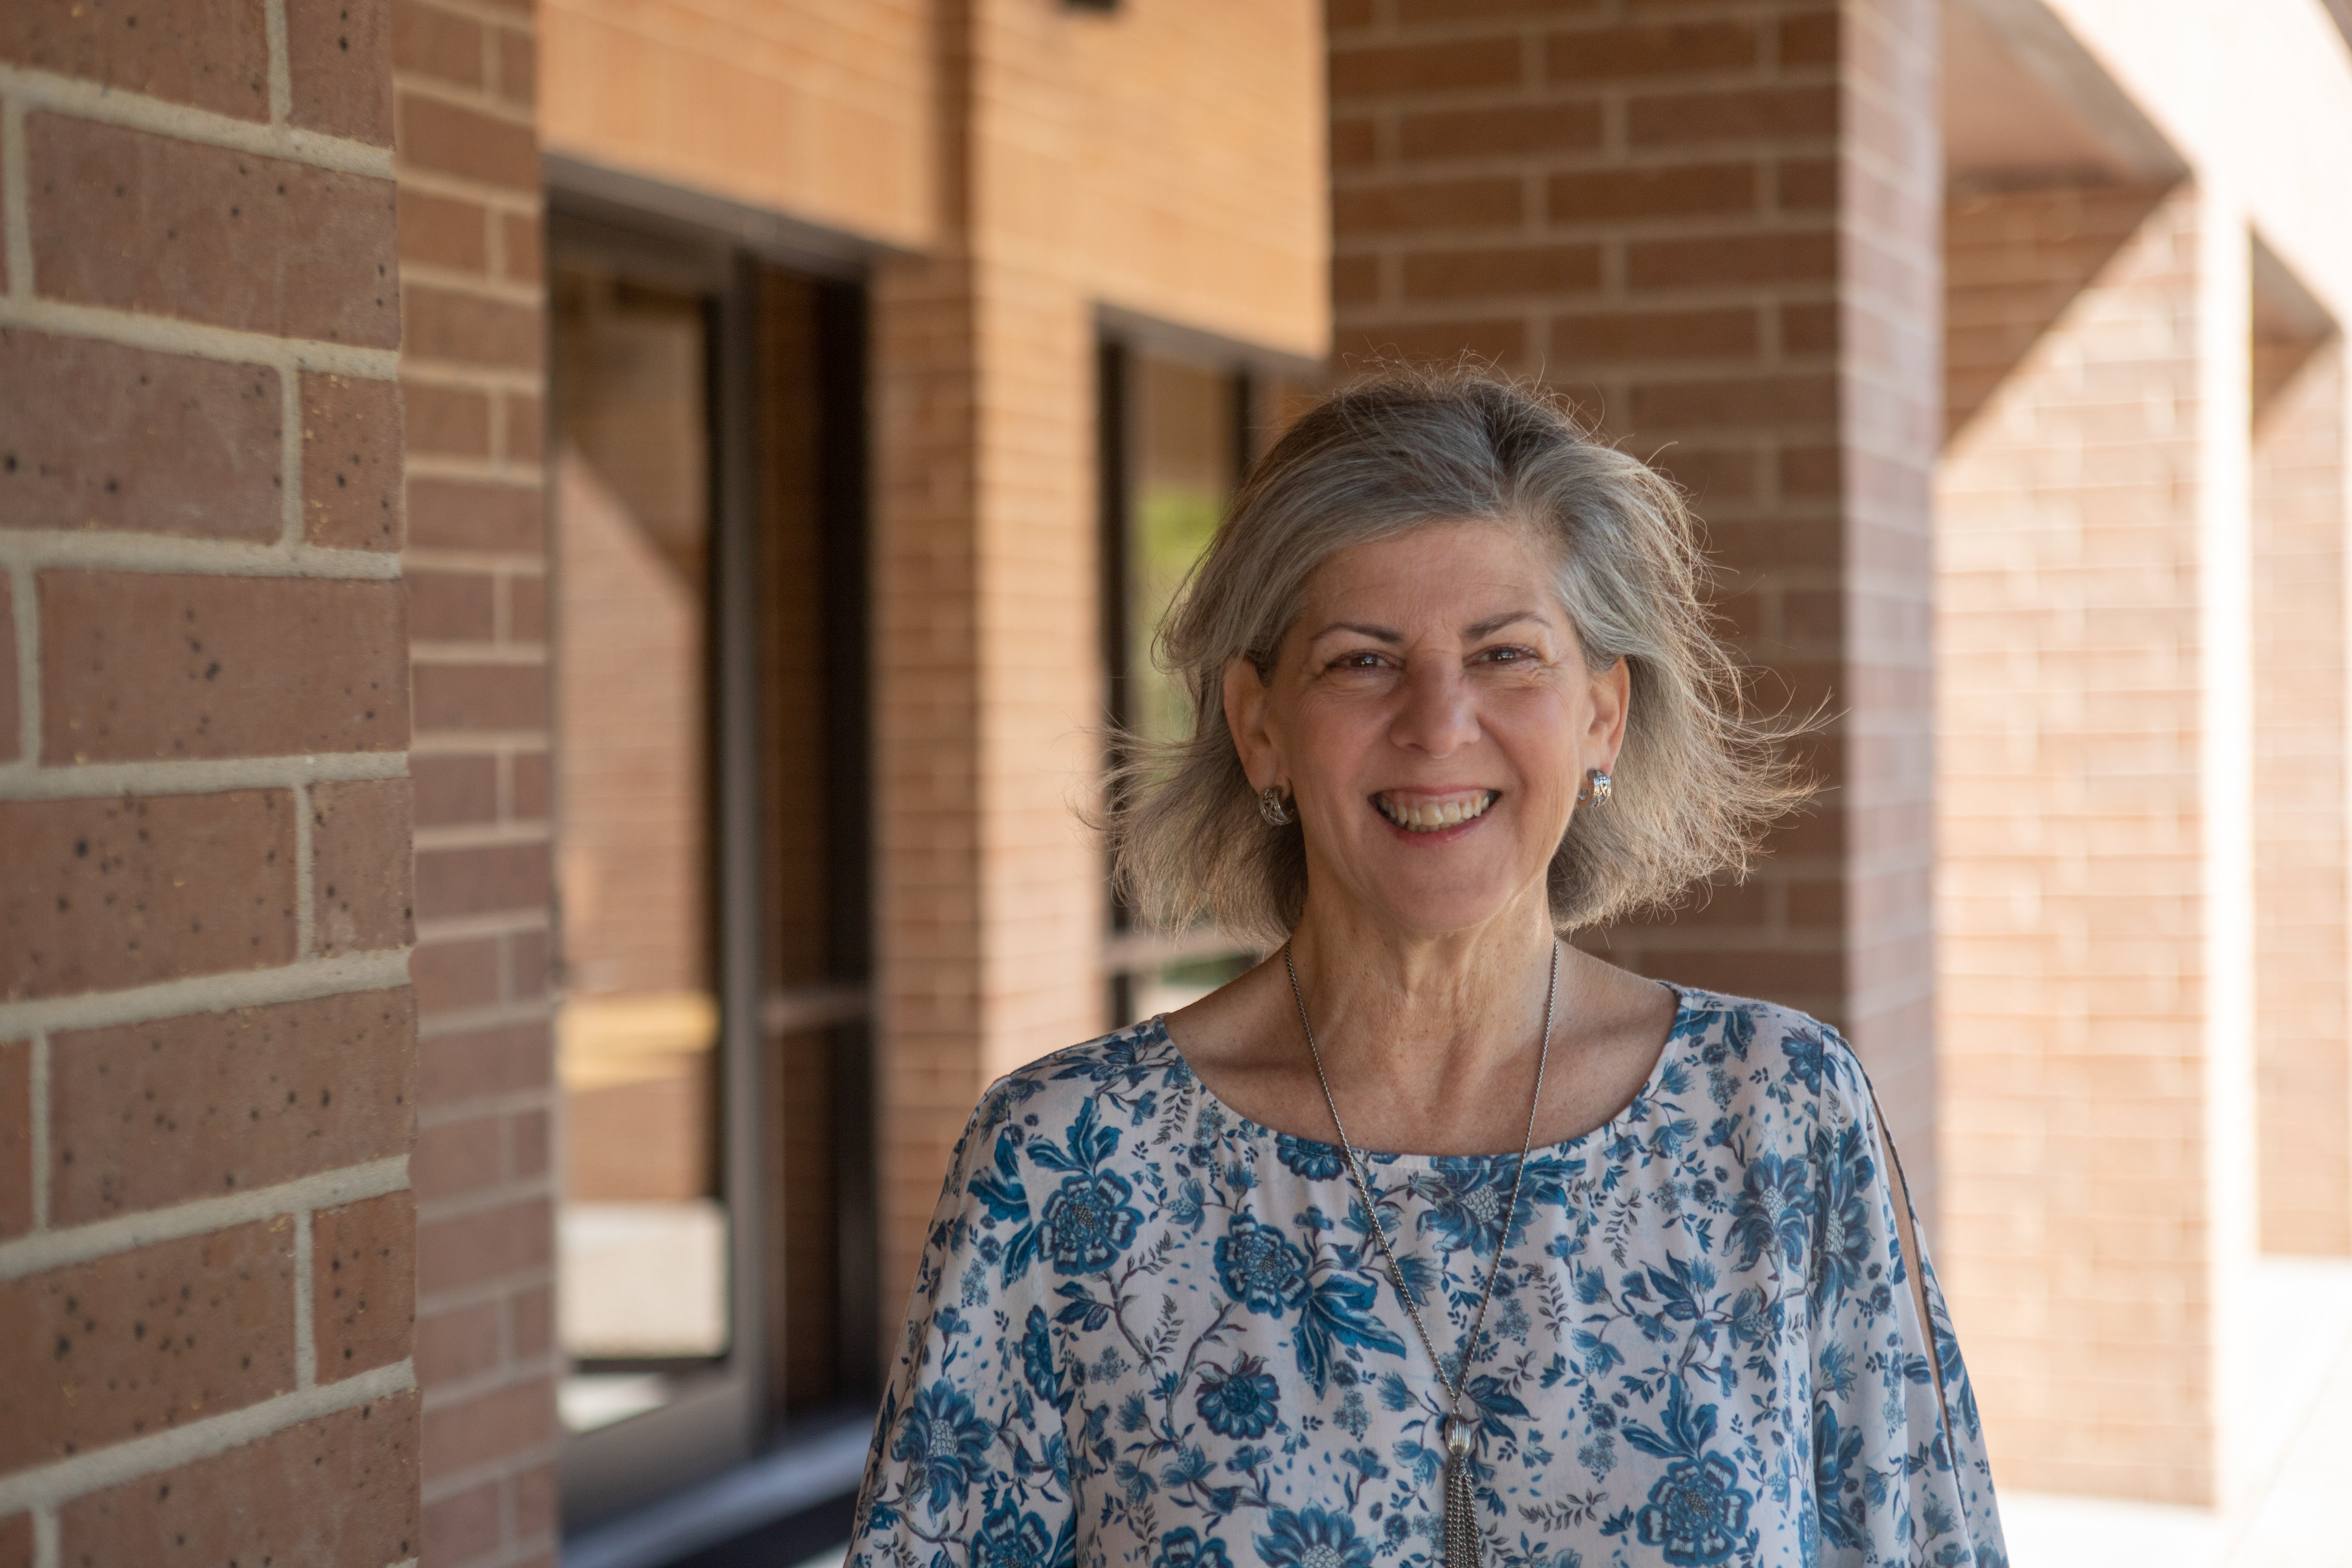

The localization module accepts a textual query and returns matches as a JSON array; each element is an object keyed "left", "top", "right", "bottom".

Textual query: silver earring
[
  {"left": 1579, "top": 768, "right": 1612, "bottom": 805},
  {"left": 1258, "top": 785, "right": 1294, "bottom": 826}
]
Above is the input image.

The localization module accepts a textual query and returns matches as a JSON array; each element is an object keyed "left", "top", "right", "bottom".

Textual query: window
[
  {"left": 552, "top": 263, "right": 728, "bottom": 1429},
  {"left": 1099, "top": 329, "right": 1318, "bottom": 1025},
  {"left": 549, "top": 210, "right": 875, "bottom": 1527}
]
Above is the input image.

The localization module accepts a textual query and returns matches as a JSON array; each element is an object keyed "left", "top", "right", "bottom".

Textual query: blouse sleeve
[
  {"left": 1807, "top": 1039, "right": 2007, "bottom": 1567},
  {"left": 847, "top": 1083, "right": 1080, "bottom": 1568}
]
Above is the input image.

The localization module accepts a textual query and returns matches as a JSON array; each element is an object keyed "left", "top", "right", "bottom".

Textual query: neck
[{"left": 1282, "top": 888, "right": 1560, "bottom": 1095}]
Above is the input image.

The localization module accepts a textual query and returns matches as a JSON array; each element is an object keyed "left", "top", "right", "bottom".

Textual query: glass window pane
[
  {"left": 550, "top": 265, "right": 727, "bottom": 1431},
  {"left": 1126, "top": 356, "right": 1239, "bottom": 749},
  {"left": 1106, "top": 349, "right": 1257, "bottom": 1029}
]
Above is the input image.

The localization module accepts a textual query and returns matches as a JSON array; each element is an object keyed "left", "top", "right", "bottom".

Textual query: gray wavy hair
[{"left": 1106, "top": 366, "right": 1808, "bottom": 942}]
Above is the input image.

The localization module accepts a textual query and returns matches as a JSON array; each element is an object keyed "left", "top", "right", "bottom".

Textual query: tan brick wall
[
  {"left": 872, "top": 245, "right": 992, "bottom": 1335},
  {"left": 868, "top": 0, "right": 1327, "bottom": 1338},
  {"left": 0, "top": 0, "right": 419, "bottom": 1559},
  {"left": 1936, "top": 182, "right": 2233, "bottom": 1503},
  {"left": 1326, "top": 0, "right": 1943, "bottom": 1187},
  {"left": 392, "top": 0, "right": 557, "bottom": 1558},
  {"left": 538, "top": 0, "right": 938, "bottom": 253},
  {"left": 2252, "top": 332, "right": 2351, "bottom": 1256}
]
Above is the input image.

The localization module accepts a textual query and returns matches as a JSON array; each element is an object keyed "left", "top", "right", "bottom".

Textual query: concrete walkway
[{"left": 2002, "top": 1256, "right": 2352, "bottom": 1568}]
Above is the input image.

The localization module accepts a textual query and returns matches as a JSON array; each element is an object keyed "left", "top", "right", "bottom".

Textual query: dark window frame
[{"left": 546, "top": 183, "right": 880, "bottom": 1532}]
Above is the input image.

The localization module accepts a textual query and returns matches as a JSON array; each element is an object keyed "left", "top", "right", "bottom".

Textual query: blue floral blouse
[{"left": 848, "top": 986, "right": 2007, "bottom": 1568}]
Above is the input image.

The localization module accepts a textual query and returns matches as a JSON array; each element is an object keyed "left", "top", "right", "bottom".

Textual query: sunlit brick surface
[
  {"left": 2252, "top": 336, "right": 2351, "bottom": 1257},
  {"left": 392, "top": 0, "right": 559, "bottom": 1557},
  {"left": 1936, "top": 183, "right": 2226, "bottom": 1504}
]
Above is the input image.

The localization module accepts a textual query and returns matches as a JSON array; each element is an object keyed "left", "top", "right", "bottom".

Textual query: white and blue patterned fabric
[{"left": 848, "top": 986, "right": 2006, "bottom": 1568}]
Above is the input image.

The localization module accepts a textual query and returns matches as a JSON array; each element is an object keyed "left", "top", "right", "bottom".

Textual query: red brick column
[
  {"left": 0, "top": 0, "right": 419, "bottom": 1562},
  {"left": 1327, "top": 0, "right": 1943, "bottom": 1180},
  {"left": 391, "top": 0, "right": 557, "bottom": 1561}
]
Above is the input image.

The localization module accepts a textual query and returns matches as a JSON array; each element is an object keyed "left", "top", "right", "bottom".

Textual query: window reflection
[
  {"left": 1104, "top": 347, "right": 1314, "bottom": 1026},
  {"left": 550, "top": 267, "right": 727, "bottom": 1430}
]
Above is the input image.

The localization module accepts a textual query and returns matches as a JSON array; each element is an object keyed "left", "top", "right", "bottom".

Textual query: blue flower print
[
  {"left": 1809, "top": 1121, "right": 1876, "bottom": 1314},
  {"left": 1217, "top": 1213, "right": 1310, "bottom": 1315},
  {"left": 891, "top": 1382, "right": 995, "bottom": 1516},
  {"left": 1415, "top": 1158, "right": 1518, "bottom": 1256},
  {"left": 1781, "top": 1025, "right": 1833, "bottom": 1094},
  {"left": 1814, "top": 1402, "right": 1867, "bottom": 1550},
  {"left": 974, "top": 1495, "right": 1064, "bottom": 1568},
  {"left": 1019, "top": 1306, "right": 1064, "bottom": 1410},
  {"left": 1623, "top": 1381, "right": 1752, "bottom": 1565},
  {"left": 1156, "top": 1526, "right": 1234, "bottom": 1568},
  {"left": 1636, "top": 1454, "right": 1753, "bottom": 1565},
  {"left": 848, "top": 1000, "right": 2007, "bottom": 1568},
  {"left": 1195, "top": 1354, "right": 1281, "bottom": 1439},
  {"left": 1256, "top": 1505, "right": 1375, "bottom": 1568},
  {"left": 1040, "top": 1169, "right": 1142, "bottom": 1273},
  {"left": 969, "top": 1130, "right": 1040, "bottom": 1286},
  {"left": 1729, "top": 1152, "right": 1812, "bottom": 1270},
  {"left": 1276, "top": 1133, "right": 1347, "bottom": 1180}
]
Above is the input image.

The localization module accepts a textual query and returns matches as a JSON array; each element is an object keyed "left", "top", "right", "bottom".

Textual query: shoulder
[
  {"left": 957, "top": 1018, "right": 1193, "bottom": 1157},
  {"left": 1662, "top": 984, "right": 1877, "bottom": 1127},
  {"left": 992, "top": 1015, "right": 1189, "bottom": 1100}
]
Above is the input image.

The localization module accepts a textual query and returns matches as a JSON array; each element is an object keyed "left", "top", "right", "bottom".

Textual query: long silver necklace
[{"left": 1283, "top": 940, "right": 1559, "bottom": 1568}]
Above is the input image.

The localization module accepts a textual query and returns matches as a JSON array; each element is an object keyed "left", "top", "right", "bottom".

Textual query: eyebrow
[
  {"left": 1306, "top": 610, "right": 1551, "bottom": 644},
  {"left": 1464, "top": 610, "right": 1550, "bottom": 638}
]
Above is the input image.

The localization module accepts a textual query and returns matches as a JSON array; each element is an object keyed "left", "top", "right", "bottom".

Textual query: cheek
[
  {"left": 1492, "top": 690, "right": 1587, "bottom": 772},
  {"left": 1285, "top": 695, "right": 1384, "bottom": 778}
]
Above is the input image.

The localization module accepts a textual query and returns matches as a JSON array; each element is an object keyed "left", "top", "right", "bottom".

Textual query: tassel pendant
[{"left": 1442, "top": 1416, "right": 1479, "bottom": 1568}]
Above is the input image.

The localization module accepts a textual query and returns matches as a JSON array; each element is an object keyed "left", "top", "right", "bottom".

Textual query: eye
[
  {"left": 1477, "top": 644, "right": 1537, "bottom": 664},
  {"left": 1329, "top": 651, "right": 1387, "bottom": 671}
]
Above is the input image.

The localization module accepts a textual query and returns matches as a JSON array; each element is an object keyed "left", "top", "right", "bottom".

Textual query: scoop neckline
[{"left": 1145, "top": 980, "right": 1700, "bottom": 1166}]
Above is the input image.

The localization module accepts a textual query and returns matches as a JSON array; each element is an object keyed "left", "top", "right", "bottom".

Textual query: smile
[{"left": 1372, "top": 790, "right": 1498, "bottom": 833}]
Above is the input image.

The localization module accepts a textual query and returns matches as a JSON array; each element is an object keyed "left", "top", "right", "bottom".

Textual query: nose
[{"left": 1388, "top": 658, "right": 1480, "bottom": 757}]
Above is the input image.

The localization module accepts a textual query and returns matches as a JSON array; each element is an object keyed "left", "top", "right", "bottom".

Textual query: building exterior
[{"left": 2, "top": 1, "right": 2350, "bottom": 1565}]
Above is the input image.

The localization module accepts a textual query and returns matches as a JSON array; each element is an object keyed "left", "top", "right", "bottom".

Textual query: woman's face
[{"left": 1226, "top": 519, "right": 1629, "bottom": 939}]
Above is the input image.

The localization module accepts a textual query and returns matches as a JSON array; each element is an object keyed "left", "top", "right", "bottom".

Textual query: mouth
[{"left": 1372, "top": 789, "right": 1499, "bottom": 834}]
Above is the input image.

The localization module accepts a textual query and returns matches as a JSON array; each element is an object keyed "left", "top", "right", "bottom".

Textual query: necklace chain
[{"left": 1283, "top": 940, "right": 1559, "bottom": 1422}]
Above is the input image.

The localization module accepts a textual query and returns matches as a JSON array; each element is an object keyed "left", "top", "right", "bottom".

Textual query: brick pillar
[
  {"left": 866, "top": 0, "right": 1117, "bottom": 1340},
  {"left": 1937, "top": 182, "right": 2258, "bottom": 1504},
  {"left": 0, "top": 0, "right": 419, "bottom": 1561},
  {"left": 2252, "top": 331, "right": 2351, "bottom": 1257},
  {"left": 1327, "top": 0, "right": 1943, "bottom": 1176},
  {"left": 391, "top": 0, "right": 557, "bottom": 1560},
  {"left": 870, "top": 248, "right": 991, "bottom": 1335}
]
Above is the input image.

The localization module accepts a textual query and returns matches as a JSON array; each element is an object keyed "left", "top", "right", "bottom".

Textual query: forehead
[{"left": 1297, "top": 519, "right": 1563, "bottom": 620}]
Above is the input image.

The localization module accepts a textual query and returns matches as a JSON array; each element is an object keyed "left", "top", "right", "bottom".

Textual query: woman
[{"left": 847, "top": 372, "right": 2005, "bottom": 1567}]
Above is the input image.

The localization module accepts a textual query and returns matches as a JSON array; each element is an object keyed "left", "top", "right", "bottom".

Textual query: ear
[
  {"left": 1586, "top": 655, "right": 1631, "bottom": 769},
  {"left": 1222, "top": 657, "right": 1281, "bottom": 792}
]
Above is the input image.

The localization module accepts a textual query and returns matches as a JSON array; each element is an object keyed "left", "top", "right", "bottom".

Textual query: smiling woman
[{"left": 846, "top": 369, "right": 2008, "bottom": 1568}]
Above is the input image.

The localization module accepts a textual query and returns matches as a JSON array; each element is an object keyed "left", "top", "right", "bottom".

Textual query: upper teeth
[{"left": 1377, "top": 793, "right": 1495, "bottom": 831}]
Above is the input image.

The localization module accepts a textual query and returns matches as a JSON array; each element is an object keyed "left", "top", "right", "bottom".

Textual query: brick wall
[
  {"left": 2252, "top": 331, "right": 2350, "bottom": 1256},
  {"left": 869, "top": 0, "right": 1326, "bottom": 1346},
  {"left": 1325, "top": 0, "right": 1943, "bottom": 1183},
  {"left": 390, "top": 0, "right": 557, "bottom": 1559},
  {"left": 1936, "top": 182, "right": 2231, "bottom": 1502},
  {"left": 0, "top": 0, "right": 419, "bottom": 1562},
  {"left": 537, "top": 0, "right": 938, "bottom": 254},
  {"left": 871, "top": 240, "right": 990, "bottom": 1343}
]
